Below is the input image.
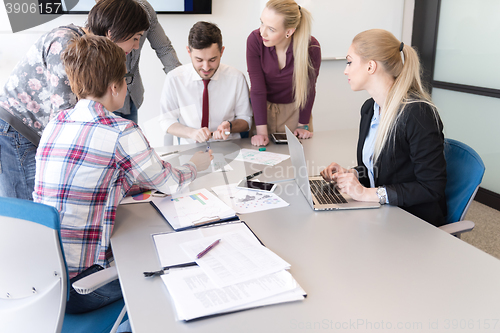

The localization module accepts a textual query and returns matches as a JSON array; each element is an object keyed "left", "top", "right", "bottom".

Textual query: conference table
[{"left": 111, "top": 130, "right": 500, "bottom": 333}]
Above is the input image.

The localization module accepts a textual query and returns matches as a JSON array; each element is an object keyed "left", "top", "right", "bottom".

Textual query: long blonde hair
[
  {"left": 352, "top": 29, "right": 437, "bottom": 163},
  {"left": 266, "top": 0, "right": 314, "bottom": 110}
]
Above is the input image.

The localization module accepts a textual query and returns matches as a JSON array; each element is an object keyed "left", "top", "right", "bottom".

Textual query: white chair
[{"left": 0, "top": 197, "right": 126, "bottom": 333}]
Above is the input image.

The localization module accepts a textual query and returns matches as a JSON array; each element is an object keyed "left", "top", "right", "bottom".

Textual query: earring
[
  {"left": 112, "top": 92, "right": 118, "bottom": 97},
  {"left": 286, "top": 34, "right": 290, "bottom": 38}
]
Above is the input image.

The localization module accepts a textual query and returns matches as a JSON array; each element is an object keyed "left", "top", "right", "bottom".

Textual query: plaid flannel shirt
[{"left": 34, "top": 99, "right": 196, "bottom": 278}]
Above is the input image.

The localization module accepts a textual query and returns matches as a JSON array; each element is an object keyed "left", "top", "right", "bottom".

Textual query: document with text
[
  {"left": 152, "top": 222, "right": 306, "bottom": 321},
  {"left": 162, "top": 265, "right": 305, "bottom": 321}
]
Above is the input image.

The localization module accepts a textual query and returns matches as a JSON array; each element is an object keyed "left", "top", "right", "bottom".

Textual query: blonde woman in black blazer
[{"left": 321, "top": 29, "right": 447, "bottom": 227}]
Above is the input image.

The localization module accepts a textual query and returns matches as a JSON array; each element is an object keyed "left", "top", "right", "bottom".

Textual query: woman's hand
[
  {"left": 294, "top": 128, "right": 313, "bottom": 139},
  {"left": 252, "top": 125, "right": 270, "bottom": 146},
  {"left": 251, "top": 134, "right": 269, "bottom": 146},
  {"left": 320, "top": 162, "right": 350, "bottom": 182},
  {"left": 334, "top": 171, "right": 369, "bottom": 201}
]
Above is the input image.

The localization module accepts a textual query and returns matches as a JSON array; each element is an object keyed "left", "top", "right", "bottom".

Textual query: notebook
[{"left": 285, "top": 126, "right": 380, "bottom": 211}]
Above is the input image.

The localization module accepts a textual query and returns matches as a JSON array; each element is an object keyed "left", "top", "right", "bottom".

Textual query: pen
[
  {"left": 210, "top": 131, "right": 231, "bottom": 136},
  {"left": 205, "top": 144, "right": 210, "bottom": 152},
  {"left": 196, "top": 239, "right": 221, "bottom": 259},
  {"left": 160, "top": 150, "right": 179, "bottom": 157},
  {"left": 143, "top": 261, "right": 197, "bottom": 278},
  {"left": 246, "top": 170, "right": 263, "bottom": 180}
]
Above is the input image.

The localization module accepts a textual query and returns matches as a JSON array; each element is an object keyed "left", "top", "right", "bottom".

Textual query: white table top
[{"left": 111, "top": 130, "right": 500, "bottom": 333}]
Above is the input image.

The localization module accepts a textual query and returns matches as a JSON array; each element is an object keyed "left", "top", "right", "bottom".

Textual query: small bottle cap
[{"left": 259, "top": 147, "right": 266, "bottom": 151}]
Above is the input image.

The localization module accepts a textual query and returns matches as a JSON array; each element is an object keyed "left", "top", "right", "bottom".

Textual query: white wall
[{"left": 0, "top": 0, "right": 414, "bottom": 147}]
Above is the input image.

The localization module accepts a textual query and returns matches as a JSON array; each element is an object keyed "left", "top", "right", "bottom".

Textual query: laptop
[{"left": 285, "top": 126, "right": 380, "bottom": 211}]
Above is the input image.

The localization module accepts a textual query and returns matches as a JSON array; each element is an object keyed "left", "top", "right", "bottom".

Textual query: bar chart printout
[
  {"left": 171, "top": 192, "right": 208, "bottom": 205},
  {"left": 151, "top": 188, "right": 236, "bottom": 230}
]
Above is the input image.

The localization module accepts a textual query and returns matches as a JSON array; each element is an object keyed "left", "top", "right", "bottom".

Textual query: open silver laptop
[{"left": 285, "top": 126, "right": 380, "bottom": 211}]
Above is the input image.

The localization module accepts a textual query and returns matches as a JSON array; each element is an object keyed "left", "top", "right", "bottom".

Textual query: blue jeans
[
  {"left": 0, "top": 119, "right": 37, "bottom": 200},
  {"left": 66, "top": 264, "right": 123, "bottom": 314},
  {"left": 115, "top": 100, "right": 138, "bottom": 124}
]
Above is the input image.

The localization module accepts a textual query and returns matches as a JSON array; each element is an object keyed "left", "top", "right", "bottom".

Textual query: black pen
[
  {"left": 246, "top": 170, "right": 263, "bottom": 180},
  {"left": 143, "top": 261, "right": 197, "bottom": 277}
]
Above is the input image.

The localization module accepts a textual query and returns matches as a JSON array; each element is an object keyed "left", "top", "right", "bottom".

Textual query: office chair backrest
[
  {"left": 0, "top": 197, "right": 68, "bottom": 333},
  {"left": 444, "top": 138, "right": 485, "bottom": 224}
]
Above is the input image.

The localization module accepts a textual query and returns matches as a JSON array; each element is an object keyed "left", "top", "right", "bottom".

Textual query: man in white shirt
[{"left": 160, "top": 21, "right": 252, "bottom": 145}]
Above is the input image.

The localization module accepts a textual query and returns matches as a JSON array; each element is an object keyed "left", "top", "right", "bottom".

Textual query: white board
[{"left": 297, "top": 0, "right": 405, "bottom": 59}]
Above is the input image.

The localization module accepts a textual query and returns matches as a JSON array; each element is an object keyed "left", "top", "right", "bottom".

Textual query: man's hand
[
  {"left": 189, "top": 127, "right": 212, "bottom": 143},
  {"left": 213, "top": 121, "right": 231, "bottom": 140}
]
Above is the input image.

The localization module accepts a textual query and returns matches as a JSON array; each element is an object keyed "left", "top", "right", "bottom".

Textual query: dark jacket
[{"left": 355, "top": 98, "right": 447, "bottom": 227}]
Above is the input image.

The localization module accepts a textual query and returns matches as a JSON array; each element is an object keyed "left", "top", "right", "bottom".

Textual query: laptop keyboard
[{"left": 309, "top": 179, "right": 348, "bottom": 205}]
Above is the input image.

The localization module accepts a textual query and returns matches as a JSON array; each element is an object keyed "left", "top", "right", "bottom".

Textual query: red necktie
[{"left": 201, "top": 79, "right": 210, "bottom": 128}]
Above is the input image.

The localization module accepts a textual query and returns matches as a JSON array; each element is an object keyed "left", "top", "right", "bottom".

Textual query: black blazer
[{"left": 355, "top": 98, "right": 447, "bottom": 227}]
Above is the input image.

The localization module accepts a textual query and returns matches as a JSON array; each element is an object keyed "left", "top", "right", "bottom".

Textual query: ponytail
[
  {"left": 265, "top": 0, "right": 315, "bottom": 110},
  {"left": 352, "top": 29, "right": 437, "bottom": 163}
]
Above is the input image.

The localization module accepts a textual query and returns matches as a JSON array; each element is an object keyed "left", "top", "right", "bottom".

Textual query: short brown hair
[
  {"left": 62, "top": 35, "right": 126, "bottom": 99},
  {"left": 87, "top": 0, "right": 150, "bottom": 42},
  {"left": 188, "top": 21, "right": 223, "bottom": 51}
]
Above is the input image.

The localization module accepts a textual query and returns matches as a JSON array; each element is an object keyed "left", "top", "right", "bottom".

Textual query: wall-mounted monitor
[{"left": 62, "top": 0, "right": 211, "bottom": 14}]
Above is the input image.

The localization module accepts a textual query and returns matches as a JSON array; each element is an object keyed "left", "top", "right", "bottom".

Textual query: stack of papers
[{"left": 152, "top": 222, "right": 306, "bottom": 321}]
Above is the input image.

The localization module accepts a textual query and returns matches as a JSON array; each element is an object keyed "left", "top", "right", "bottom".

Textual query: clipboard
[
  {"left": 150, "top": 188, "right": 238, "bottom": 231},
  {"left": 151, "top": 221, "right": 306, "bottom": 321}
]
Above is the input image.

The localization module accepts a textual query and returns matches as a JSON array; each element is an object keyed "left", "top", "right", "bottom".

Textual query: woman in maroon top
[{"left": 247, "top": 0, "right": 321, "bottom": 146}]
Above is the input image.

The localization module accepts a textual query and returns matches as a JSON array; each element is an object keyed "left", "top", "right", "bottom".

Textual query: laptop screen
[{"left": 285, "top": 126, "right": 315, "bottom": 209}]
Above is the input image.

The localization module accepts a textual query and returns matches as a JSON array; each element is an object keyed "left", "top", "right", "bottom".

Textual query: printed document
[
  {"left": 180, "top": 231, "right": 291, "bottom": 287},
  {"left": 151, "top": 188, "right": 236, "bottom": 230},
  {"left": 161, "top": 266, "right": 304, "bottom": 321}
]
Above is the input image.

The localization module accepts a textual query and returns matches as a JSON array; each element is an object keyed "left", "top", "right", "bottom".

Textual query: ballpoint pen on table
[
  {"left": 246, "top": 170, "right": 263, "bottom": 180},
  {"left": 143, "top": 261, "right": 197, "bottom": 277},
  {"left": 196, "top": 239, "right": 221, "bottom": 259},
  {"left": 160, "top": 150, "right": 179, "bottom": 157}
]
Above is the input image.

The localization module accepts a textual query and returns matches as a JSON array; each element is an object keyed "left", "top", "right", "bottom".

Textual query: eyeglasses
[{"left": 124, "top": 73, "right": 134, "bottom": 85}]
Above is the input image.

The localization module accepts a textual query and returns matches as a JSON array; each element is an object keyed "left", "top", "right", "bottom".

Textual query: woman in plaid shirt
[{"left": 33, "top": 35, "right": 212, "bottom": 314}]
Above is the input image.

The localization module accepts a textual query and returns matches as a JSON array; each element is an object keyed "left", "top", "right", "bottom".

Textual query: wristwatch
[
  {"left": 296, "top": 124, "right": 309, "bottom": 131},
  {"left": 376, "top": 186, "right": 388, "bottom": 205}
]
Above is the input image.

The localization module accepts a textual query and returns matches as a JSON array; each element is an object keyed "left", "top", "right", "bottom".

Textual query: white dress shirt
[
  {"left": 362, "top": 102, "right": 380, "bottom": 188},
  {"left": 160, "top": 63, "right": 253, "bottom": 145}
]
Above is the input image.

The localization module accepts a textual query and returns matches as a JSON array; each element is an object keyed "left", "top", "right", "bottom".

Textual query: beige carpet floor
[{"left": 462, "top": 201, "right": 500, "bottom": 259}]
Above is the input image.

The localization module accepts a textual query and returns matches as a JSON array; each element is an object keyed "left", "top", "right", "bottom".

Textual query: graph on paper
[
  {"left": 151, "top": 188, "right": 236, "bottom": 230},
  {"left": 171, "top": 192, "right": 209, "bottom": 205},
  {"left": 226, "top": 149, "right": 290, "bottom": 166},
  {"left": 211, "top": 184, "right": 289, "bottom": 214}
]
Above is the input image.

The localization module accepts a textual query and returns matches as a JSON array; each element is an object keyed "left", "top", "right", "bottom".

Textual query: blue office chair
[
  {"left": 438, "top": 138, "right": 485, "bottom": 236},
  {"left": 0, "top": 197, "right": 126, "bottom": 333}
]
